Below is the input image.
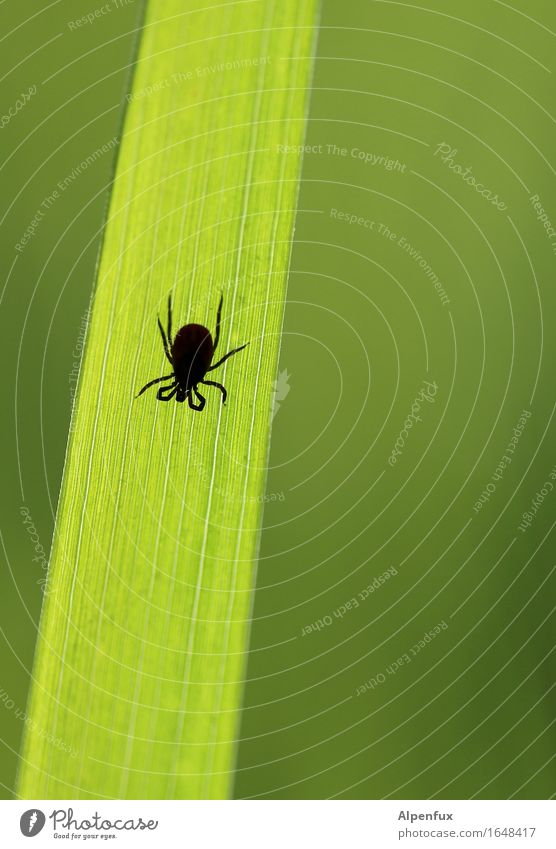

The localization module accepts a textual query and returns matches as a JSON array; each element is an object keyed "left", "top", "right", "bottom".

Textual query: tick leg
[
  {"left": 167, "top": 292, "right": 173, "bottom": 345},
  {"left": 157, "top": 315, "right": 173, "bottom": 364},
  {"left": 136, "top": 373, "right": 175, "bottom": 398},
  {"left": 213, "top": 291, "right": 223, "bottom": 351},
  {"left": 207, "top": 343, "right": 248, "bottom": 372},
  {"left": 201, "top": 379, "right": 227, "bottom": 405},
  {"left": 188, "top": 385, "right": 206, "bottom": 411},
  {"left": 157, "top": 382, "right": 178, "bottom": 401}
]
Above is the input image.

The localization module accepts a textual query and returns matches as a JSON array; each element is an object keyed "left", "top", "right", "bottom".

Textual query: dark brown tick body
[{"left": 136, "top": 293, "right": 247, "bottom": 411}]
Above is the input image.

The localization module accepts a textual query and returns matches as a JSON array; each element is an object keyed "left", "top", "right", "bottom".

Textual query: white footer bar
[{"left": 0, "top": 800, "right": 554, "bottom": 848}]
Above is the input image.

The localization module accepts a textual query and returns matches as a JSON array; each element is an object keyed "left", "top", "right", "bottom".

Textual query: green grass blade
[{"left": 18, "top": 0, "right": 319, "bottom": 800}]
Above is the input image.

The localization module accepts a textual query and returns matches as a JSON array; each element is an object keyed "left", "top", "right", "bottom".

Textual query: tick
[{"left": 136, "top": 292, "right": 248, "bottom": 411}]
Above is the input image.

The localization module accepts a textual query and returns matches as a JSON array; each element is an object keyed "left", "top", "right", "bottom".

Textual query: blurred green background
[{"left": 1, "top": 0, "right": 555, "bottom": 799}]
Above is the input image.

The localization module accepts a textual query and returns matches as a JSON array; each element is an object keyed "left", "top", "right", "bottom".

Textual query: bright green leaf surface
[{"left": 18, "top": 0, "right": 319, "bottom": 799}]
